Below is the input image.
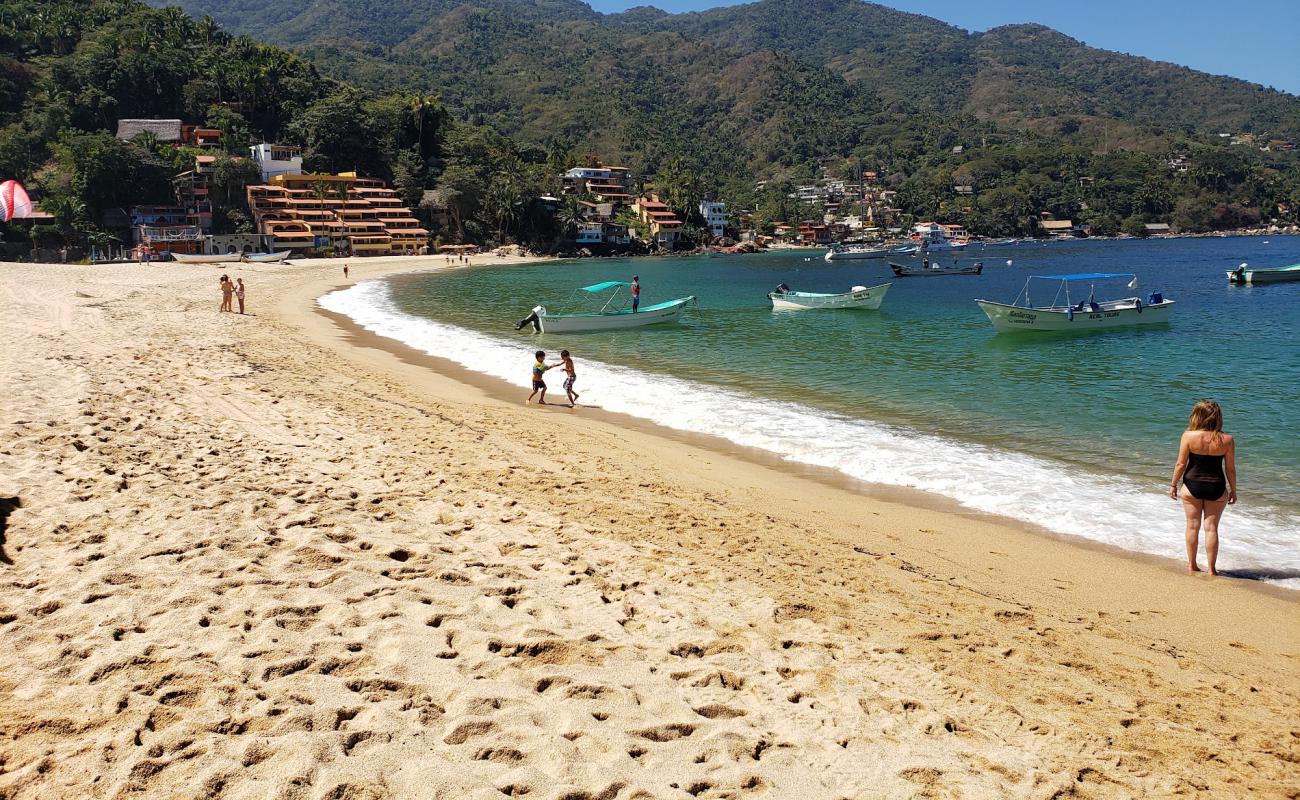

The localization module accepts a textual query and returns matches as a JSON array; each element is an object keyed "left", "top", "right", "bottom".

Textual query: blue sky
[{"left": 589, "top": 0, "right": 1300, "bottom": 95}]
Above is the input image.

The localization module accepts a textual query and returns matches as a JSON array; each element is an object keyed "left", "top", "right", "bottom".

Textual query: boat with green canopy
[
  {"left": 976, "top": 273, "right": 1174, "bottom": 333},
  {"left": 1227, "top": 262, "right": 1300, "bottom": 285},
  {"left": 515, "top": 281, "right": 696, "bottom": 333}
]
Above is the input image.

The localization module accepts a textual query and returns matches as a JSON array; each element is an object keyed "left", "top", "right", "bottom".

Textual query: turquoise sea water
[{"left": 323, "top": 236, "right": 1300, "bottom": 584}]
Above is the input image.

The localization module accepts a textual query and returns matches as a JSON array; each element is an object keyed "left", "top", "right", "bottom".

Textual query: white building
[
  {"left": 249, "top": 143, "right": 304, "bottom": 182},
  {"left": 699, "top": 200, "right": 728, "bottom": 240}
]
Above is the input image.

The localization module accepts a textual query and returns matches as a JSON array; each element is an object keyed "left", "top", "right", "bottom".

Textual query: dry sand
[{"left": 0, "top": 255, "right": 1296, "bottom": 800}]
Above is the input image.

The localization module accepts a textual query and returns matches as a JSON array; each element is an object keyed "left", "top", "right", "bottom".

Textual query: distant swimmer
[{"left": 1170, "top": 399, "right": 1237, "bottom": 576}]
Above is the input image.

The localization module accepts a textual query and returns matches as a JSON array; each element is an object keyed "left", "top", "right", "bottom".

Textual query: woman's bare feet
[{"left": 1188, "top": 564, "right": 1201, "bottom": 574}]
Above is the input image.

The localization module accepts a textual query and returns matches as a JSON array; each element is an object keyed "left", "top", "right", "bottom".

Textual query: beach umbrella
[{"left": 0, "top": 180, "right": 34, "bottom": 222}]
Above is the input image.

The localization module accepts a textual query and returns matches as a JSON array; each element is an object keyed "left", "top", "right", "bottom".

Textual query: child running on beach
[
  {"left": 527, "top": 350, "right": 551, "bottom": 405},
  {"left": 553, "top": 349, "right": 579, "bottom": 407}
]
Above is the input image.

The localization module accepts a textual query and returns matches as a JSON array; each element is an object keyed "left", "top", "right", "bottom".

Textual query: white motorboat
[
  {"left": 517, "top": 281, "right": 695, "bottom": 334},
  {"left": 890, "top": 260, "right": 983, "bottom": 277},
  {"left": 171, "top": 252, "right": 240, "bottom": 263},
  {"left": 243, "top": 251, "right": 292, "bottom": 263},
  {"left": 825, "top": 243, "right": 918, "bottom": 261},
  {"left": 976, "top": 273, "right": 1174, "bottom": 333},
  {"left": 914, "top": 234, "right": 970, "bottom": 252},
  {"left": 768, "top": 282, "right": 891, "bottom": 310},
  {"left": 1227, "top": 262, "right": 1300, "bottom": 285}
]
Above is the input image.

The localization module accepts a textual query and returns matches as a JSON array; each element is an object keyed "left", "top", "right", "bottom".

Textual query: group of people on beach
[{"left": 218, "top": 274, "right": 246, "bottom": 314}]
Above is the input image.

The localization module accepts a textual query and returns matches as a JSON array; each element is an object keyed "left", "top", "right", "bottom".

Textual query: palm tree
[{"left": 555, "top": 196, "right": 584, "bottom": 240}]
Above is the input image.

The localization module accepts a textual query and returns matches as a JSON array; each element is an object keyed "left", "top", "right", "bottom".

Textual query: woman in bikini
[
  {"left": 219, "top": 275, "right": 234, "bottom": 312},
  {"left": 1169, "top": 400, "right": 1237, "bottom": 576}
]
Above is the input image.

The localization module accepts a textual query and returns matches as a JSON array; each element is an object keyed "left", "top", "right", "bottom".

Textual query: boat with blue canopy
[
  {"left": 976, "top": 273, "right": 1174, "bottom": 333},
  {"left": 516, "top": 281, "right": 696, "bottom": 333}
]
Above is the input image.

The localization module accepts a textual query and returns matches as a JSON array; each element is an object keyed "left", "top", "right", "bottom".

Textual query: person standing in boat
[
  {"left": 1169, "top": 399, "right": 1237, "bottom": 576},
  {"left": 630, "top": 276, "right": 641, "bottom": 313}
]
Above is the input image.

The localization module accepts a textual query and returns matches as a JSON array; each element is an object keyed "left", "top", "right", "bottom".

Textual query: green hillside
[
  {"left": 4, "top": 0, "right": 1298, "bottom": 253},
  {"left": 161, "top": 0, "right": 1300, "bottom": 145}
]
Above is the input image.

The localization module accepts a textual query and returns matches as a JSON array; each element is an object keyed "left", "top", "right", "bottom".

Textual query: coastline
[
  {"left": 1, "top": 255, "right": 1297, "bottom": 798},
  {"left": 312, "top": 276, "right": 1300, "bottom": 601}
]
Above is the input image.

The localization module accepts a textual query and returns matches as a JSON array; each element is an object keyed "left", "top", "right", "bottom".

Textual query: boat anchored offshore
[
  {"left": 515, "top": 281, "right": 696, "bottom": 333},
  {"left": 890, "top": 259, "right": 983, "bottom": 277},
  {"left": 824, "top": 243, "right": 918, "bottom": 262},
  {"left": 768, "top": 282, "right": 892, "bottom": 310},
  {"left": 976, "top": 273, "right": 1173, "bottom": 333},
  {"left": 1228, "top": 262, "right": 1300, "bottom": 285}
]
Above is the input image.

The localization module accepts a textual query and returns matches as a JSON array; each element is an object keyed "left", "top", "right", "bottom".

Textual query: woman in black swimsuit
[{"left": 1169, "top": 400, "right": 1237, "bottom": 576}]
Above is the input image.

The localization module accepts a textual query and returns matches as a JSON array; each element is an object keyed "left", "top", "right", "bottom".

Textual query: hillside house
[
  {"left": 632, "top": 194, "right": 682, "bottom": 249},
  {"left": 700, "top": 200, "right": 727, "bottom": 240},
  {"left": 250, "top": 143, "right": 304, "bottom": 182}
]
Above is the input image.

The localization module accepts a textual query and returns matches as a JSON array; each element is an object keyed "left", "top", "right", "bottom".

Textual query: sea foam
[{"left": 321, "top": 280, "right": 1300, "bottom": 589}]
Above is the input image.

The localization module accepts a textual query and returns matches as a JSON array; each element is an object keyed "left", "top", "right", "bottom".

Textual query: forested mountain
[
  {"left": 159, "top": 0, "right": 1300, "bottom": 151},
  {"left": 4, "top": 0, "right": 1298, "bottom": 253}
]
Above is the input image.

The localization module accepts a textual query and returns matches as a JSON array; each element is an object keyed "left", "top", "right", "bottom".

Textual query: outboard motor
[{"left": 515, "top": 305, "right": 544, "bottom": 333}]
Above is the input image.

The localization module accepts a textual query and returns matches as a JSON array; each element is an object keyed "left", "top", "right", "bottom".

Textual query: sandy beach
[{"left": 1, "top": 255, "right": 1296, "bottom": 799}]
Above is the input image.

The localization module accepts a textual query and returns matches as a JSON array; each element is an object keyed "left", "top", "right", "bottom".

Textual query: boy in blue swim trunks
[{"left": 527, "top": 350, "right": 551, "bottom": 405}]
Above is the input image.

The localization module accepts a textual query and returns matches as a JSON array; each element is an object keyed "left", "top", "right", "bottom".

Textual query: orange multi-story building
[
  {"left": 246, "top": 172, "right": 428, "bottom": 255},
  {"left": 632, "top": 194, "right": 683, "bottom": 249}
]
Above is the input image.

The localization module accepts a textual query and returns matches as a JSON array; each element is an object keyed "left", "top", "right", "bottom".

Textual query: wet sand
[{"left": 0, "top": 255, "right": 1296, "bottom": 799}]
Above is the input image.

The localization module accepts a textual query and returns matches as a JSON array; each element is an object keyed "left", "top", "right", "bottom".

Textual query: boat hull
[
  {"left": 537, "top": 297, "right": 694, "bottom": 333},
  {"left": 976, "top": 299, "right": 1174, "bottom": 332},
  {"left": 825, "top": 246, "right": 916, "bottom": 261},
  {"left": 890, "top": 262, "right": 982, "bottom": 277},
  {"left": 245, "top": 251, "right": 291, "bottom": 263},
  {"left": 1228, "top": 265, "right": 1300, "bottom": 285},
  {"left": 769, "top": 283, "right": 891, "bottom": 310},
  {"left": 171, "top": 253, "right": 240, "bottom": 264}
]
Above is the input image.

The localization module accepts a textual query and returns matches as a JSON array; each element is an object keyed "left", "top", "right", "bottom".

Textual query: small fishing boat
[
  {"left": 243, "top": 251, "right": 292, "bottom": 263},
  {"left": 976, "top": 273, "right": 1173, "bottom": 333},
  {"left": 890, "top": 260, "right": 983, "bottom": 277},
  {"left": 171, "top": 252, "right": 240, "bottom": 264},
  {"left": 768, "top": 282, "right": 892, "bottom": 310},
  {"left": 1227, "top": 262, "right": 1300, "bottom": 285},
  {"left": 825, "top": 243, "right": 918, "bottom": 262},
  {"left": 516, "top": 281, "right": 695, "bottom": 334}
]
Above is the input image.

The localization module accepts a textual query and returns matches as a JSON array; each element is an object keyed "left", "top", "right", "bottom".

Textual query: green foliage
[{"left": 7, "top": 0, "right": 1299, "bottom": 247}]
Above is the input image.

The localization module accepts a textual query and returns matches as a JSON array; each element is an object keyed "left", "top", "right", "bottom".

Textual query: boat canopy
[
  {"left": 1031, "top": 273, "right": 1134, "bottom": 281},
  {"left": 580, "top": 281, "right": 632, "bottom": 293}
]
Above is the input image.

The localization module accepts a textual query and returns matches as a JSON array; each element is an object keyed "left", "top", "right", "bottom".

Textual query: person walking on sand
[
  {"left": 235, "top": 278, "right": 247, "bottom": 315},
  {"left": 343, "top": 264, "right": 349, "bottom": 279},
  {"left": 1170, "top": 399, "right": 1237, "bottom": 576},
  {"left": 553, "top": 349, "right": 579, "bottom": 407},
  {"left": 219, "top": 274, "right": 234, "bottom": 312},
  {"left": 630, "top": 275, "right": 641, "bottom": 313},
  {"left": 527, "top": 350, "right": 552, "bottom": 405}
]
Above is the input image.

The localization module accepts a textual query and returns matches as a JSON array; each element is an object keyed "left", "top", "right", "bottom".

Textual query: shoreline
[
  {"left": 314, "top": 279, "right": 1300, "bottom": 602},
  {"left": 310, "top": 260, "right": 1298, "bottom": 598},
  {"left": 2, "top": 255, "right": 1297, "bottom": 798}
]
